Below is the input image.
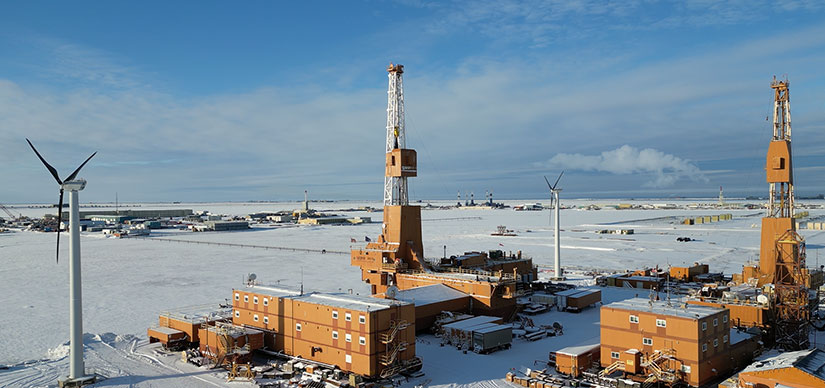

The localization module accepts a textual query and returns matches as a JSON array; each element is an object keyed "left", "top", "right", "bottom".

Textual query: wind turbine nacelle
[{"left": 62, "top": 179, "right": 87, "bottom": 192}]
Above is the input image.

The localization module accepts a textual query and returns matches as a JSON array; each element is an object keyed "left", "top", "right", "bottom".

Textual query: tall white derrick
[{"left": 384, "top": 63, "right": 408, "bottom": 206}]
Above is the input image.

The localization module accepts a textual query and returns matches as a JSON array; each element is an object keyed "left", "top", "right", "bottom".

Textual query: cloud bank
[{"left": 538, "top": 145, "right": 708, "bottom": 188}]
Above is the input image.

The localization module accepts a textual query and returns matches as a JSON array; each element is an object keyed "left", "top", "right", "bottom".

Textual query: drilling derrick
[
  {"left": 760, "top": 77, "right": 809, "bottom": 350},
  {"left": 385, "top": 63, "right": 410, "bottom": 206},
  {"left": 350, "top": 63, "right": 425, "bottom": 295}
]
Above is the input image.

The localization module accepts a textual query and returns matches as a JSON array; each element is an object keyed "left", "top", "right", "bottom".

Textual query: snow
[
  {"left": 742, "top": 349, "right": 813, "bottom": 373},
  {"left": 605, "top": 297, "right": 723, "bottom": 319},
  {"left": 556, "top": 343, "right": 600, "bottom": 357},
  {"left": 730, "top": 328, "right": 755, "bottom": 345},
  {"left": 3, "top": 199, "right": 825, "bottom": 387},
  {"left": 394, "top": 283, "right": 469, "bottom": 306}
]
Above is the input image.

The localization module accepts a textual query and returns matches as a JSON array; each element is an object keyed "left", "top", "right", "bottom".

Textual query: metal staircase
[
  {"left": 380, "top": 342, "right": 408, "bottom": 365},
  {"left": 640, "top": 349, "right": 678, "bottom": 384},
  {"left": 380, "top": 320, "right": 410, "bottom": 344},
  {"left": 599, "top": 360, "right": 625, "bottom": 377}
]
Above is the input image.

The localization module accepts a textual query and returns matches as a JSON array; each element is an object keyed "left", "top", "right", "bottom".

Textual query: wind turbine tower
[
  {"left": 27, "top": 139, "right": 97, "bottom": 387},
  {"left": 545, "top": 172, "right": 564, "bottom": 280}
]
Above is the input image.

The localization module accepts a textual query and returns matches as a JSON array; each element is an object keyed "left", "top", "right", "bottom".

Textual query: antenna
[{"left": 300, "top": 267, "right": 304, "bottom": 296}]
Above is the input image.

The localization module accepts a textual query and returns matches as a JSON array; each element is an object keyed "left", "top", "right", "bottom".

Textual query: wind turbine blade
[
  {"left": 26, "top": 139, "right": 63, "bottom": 185},
  {"left": 552, "top": 171, "right": 564, "bottom": 190},
  {"left": 543, "top": 175, "right": 553, "bottom": 191},
  {"left": 64, "top": 151, "right": 97, "bottom": 182},
  {"left": 56, "top": 189, "right": 64, "bottom": 263}
]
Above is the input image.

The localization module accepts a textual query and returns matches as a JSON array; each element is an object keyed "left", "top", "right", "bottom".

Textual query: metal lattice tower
[
  {"left": 384, "top": 63, "right": 408, "bottom": 206},
  {"left": 765, "top": 77, "right": 810, "bottom": 351},
  {"left": 768, "top": 77, "right": 793, "bottom": 218},
  {"left": 774, "top": 230, "right": 810, "bottom": 350}
]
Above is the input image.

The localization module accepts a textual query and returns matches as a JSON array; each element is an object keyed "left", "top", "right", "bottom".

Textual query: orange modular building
[
  {"left": 734, "top": 349, "right": 825, "bottom": 388},
  {"left": 600, "top": 298, "right": 759, "bottom": 387},
  {"left": 687, "top": 299, "right": 771, "bottom": 329},
  {"left": 555, "top": 343, "right": 600, "bottom": 378},
  {"left": 232, "top": 285, "right": 419, "bottom": 378},
  {"left": 151, "top": 305, "right": 234, "bottom": 345},
  {"left": 670, "top": 263, "right": 709, "bottom": 282}
]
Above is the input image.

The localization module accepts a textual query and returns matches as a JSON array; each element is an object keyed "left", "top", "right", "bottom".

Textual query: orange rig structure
[
  {"left": 687, "top": 77, "right": 823, "bottom": 350},
  {"left": 350, "top": 63, "right": 537, "bottom": 319}
]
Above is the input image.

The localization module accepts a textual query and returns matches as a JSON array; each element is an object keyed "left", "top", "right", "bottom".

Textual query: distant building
[
  {"left": 59, "top": 209, "right": 193, "bottom": 220},
  {"left": 89, "top": 214, "right": 133, "bottom": 223},
  {"left": 201, "top": 221, "right": 249, "bottom": 231}
]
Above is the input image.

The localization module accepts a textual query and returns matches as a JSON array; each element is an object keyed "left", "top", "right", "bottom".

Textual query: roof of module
[{"left": 605, "top": 297, "right": 723, "bottom": 320}]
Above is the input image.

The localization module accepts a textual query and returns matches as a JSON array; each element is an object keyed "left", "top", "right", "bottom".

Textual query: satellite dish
[
  {"left": 757, "top": 294, "right": 769, "bottom": 305},
  {"left": 386, "top": 285, "right": 399, "bottom": 300},
  {"left": 247, "top": 273, "right": 257, "bottom": 284}
]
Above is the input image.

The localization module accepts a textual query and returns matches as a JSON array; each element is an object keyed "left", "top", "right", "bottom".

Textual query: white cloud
[{"left": 538, "top": 145, "right": 708, "bottom": 188}]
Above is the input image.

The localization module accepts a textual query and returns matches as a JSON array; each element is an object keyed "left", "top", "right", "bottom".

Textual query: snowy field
[{"left": 3, "top": 199, "right": 825, "bottom": 387}]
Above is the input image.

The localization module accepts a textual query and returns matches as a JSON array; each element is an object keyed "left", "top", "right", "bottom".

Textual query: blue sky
[{"left": 2, "top": 1, "right": 825, "bottom": 203}]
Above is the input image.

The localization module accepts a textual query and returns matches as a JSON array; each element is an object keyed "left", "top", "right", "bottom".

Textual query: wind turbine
[
  {"left": 544, "top": 171, "right": 564, "bottom": 280},
  {"left": 27, "top": 139, "right": 97, "bottom": 387}
]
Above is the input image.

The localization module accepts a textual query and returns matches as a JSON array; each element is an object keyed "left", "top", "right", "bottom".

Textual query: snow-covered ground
[{"left": 3, "top": 200, "right": 825, "bottom": 387}]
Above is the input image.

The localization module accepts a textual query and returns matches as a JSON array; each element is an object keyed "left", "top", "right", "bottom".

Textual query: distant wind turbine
[{"left": 544, "top": 171, "right": 564, "bottom": 280}]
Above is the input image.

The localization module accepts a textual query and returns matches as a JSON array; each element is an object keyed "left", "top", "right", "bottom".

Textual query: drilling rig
[
  {"left": 351, "top": 64, "right": 537, "bottom": 319},
  {"left": 760, "top": 77, "right": 811, "bottom": 350}
]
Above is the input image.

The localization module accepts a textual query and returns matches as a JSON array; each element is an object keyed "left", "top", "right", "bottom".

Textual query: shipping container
[
  {"left": 556, "top": 289, "right": 601, "bottom": 312},
  {"left": 471, "top": 324, "right": 512, "bottom": 353},
  {"left": 530, "top": 293, "right": 557, "bottom": 306}
]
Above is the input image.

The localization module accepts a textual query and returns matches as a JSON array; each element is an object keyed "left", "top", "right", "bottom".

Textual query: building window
[
  {"left": 253, "top": 296, "right": 258, "bottom": 304},
  {"left": 235, "top": 293, "right": 240, "bottom": 301},
  {"left": 345, "top": 312, "right": 352, "bottom": 322},
  {"left": 359, "top": 336, "right": 366, "bottom": 345},
  {"left": 345, "top": 333, "right": 352, "bottom": 342},
  {"left": 656, "top": 319, "right": 666, "bottom": 328},
  {"left": 263, "top": 298, "right": 268, "bottom": 306},
  {"left": 629, "top": 315, "right": 639, "bottom": 323},
  {"left": 332, "top": 331, "right": 338, "bottom": 339},
  {"left": 714, "top": 339, "right": 719, "bottom": 347},
  {"left": 681, "top": 365, "right": 691, "bottom": 374},
  {"left": 264, "top": 316, "right": 269, "bottom": 324},
  {"left": 702, "top": 343, "right": 707, "bottom": 352},
  {"left": 702, "top": 322, "right": 707, "bottom": 331},
  {"left": 345, "top": 354, "right": 352, "bottom": 363},
  {"left": 611, "top": 352, "right": 620, "bottom": 359},
  {"left": 643, "top": 338, "right": 652, "bottom": 346},
  {"left": 723, "top": 315, "right": 728, "bottom": 323},
  {"left": 723, "top": 335, "right": 728, "bottom": 343},
  {"left": 359, "top": 315, "right": 366, "bottom": 324},
  {"left": 234, "top": 310, "right": 240, "bottom": 318},
  {"left": 253, "top": 314, "right": 259, "bottom": 322},
  {"left": 332, "top": 311, "right": 338, "bottom": 319},
  {"left": 713, "top": 318, "right": 718, "bottom": 327},
  {"left": 296, "top": 323, "right": 302, "bottom": 332},
  {"left": 244, "top": 295, "right": 249, "bottom": 303}
]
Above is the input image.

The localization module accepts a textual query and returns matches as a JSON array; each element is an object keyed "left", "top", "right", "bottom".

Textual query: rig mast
[
  {"left": 385, "top": 63, "right": 408, "bottom": 206},
  {"left": 762, "top": 77, "right": 810, "bottom": 350}
]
